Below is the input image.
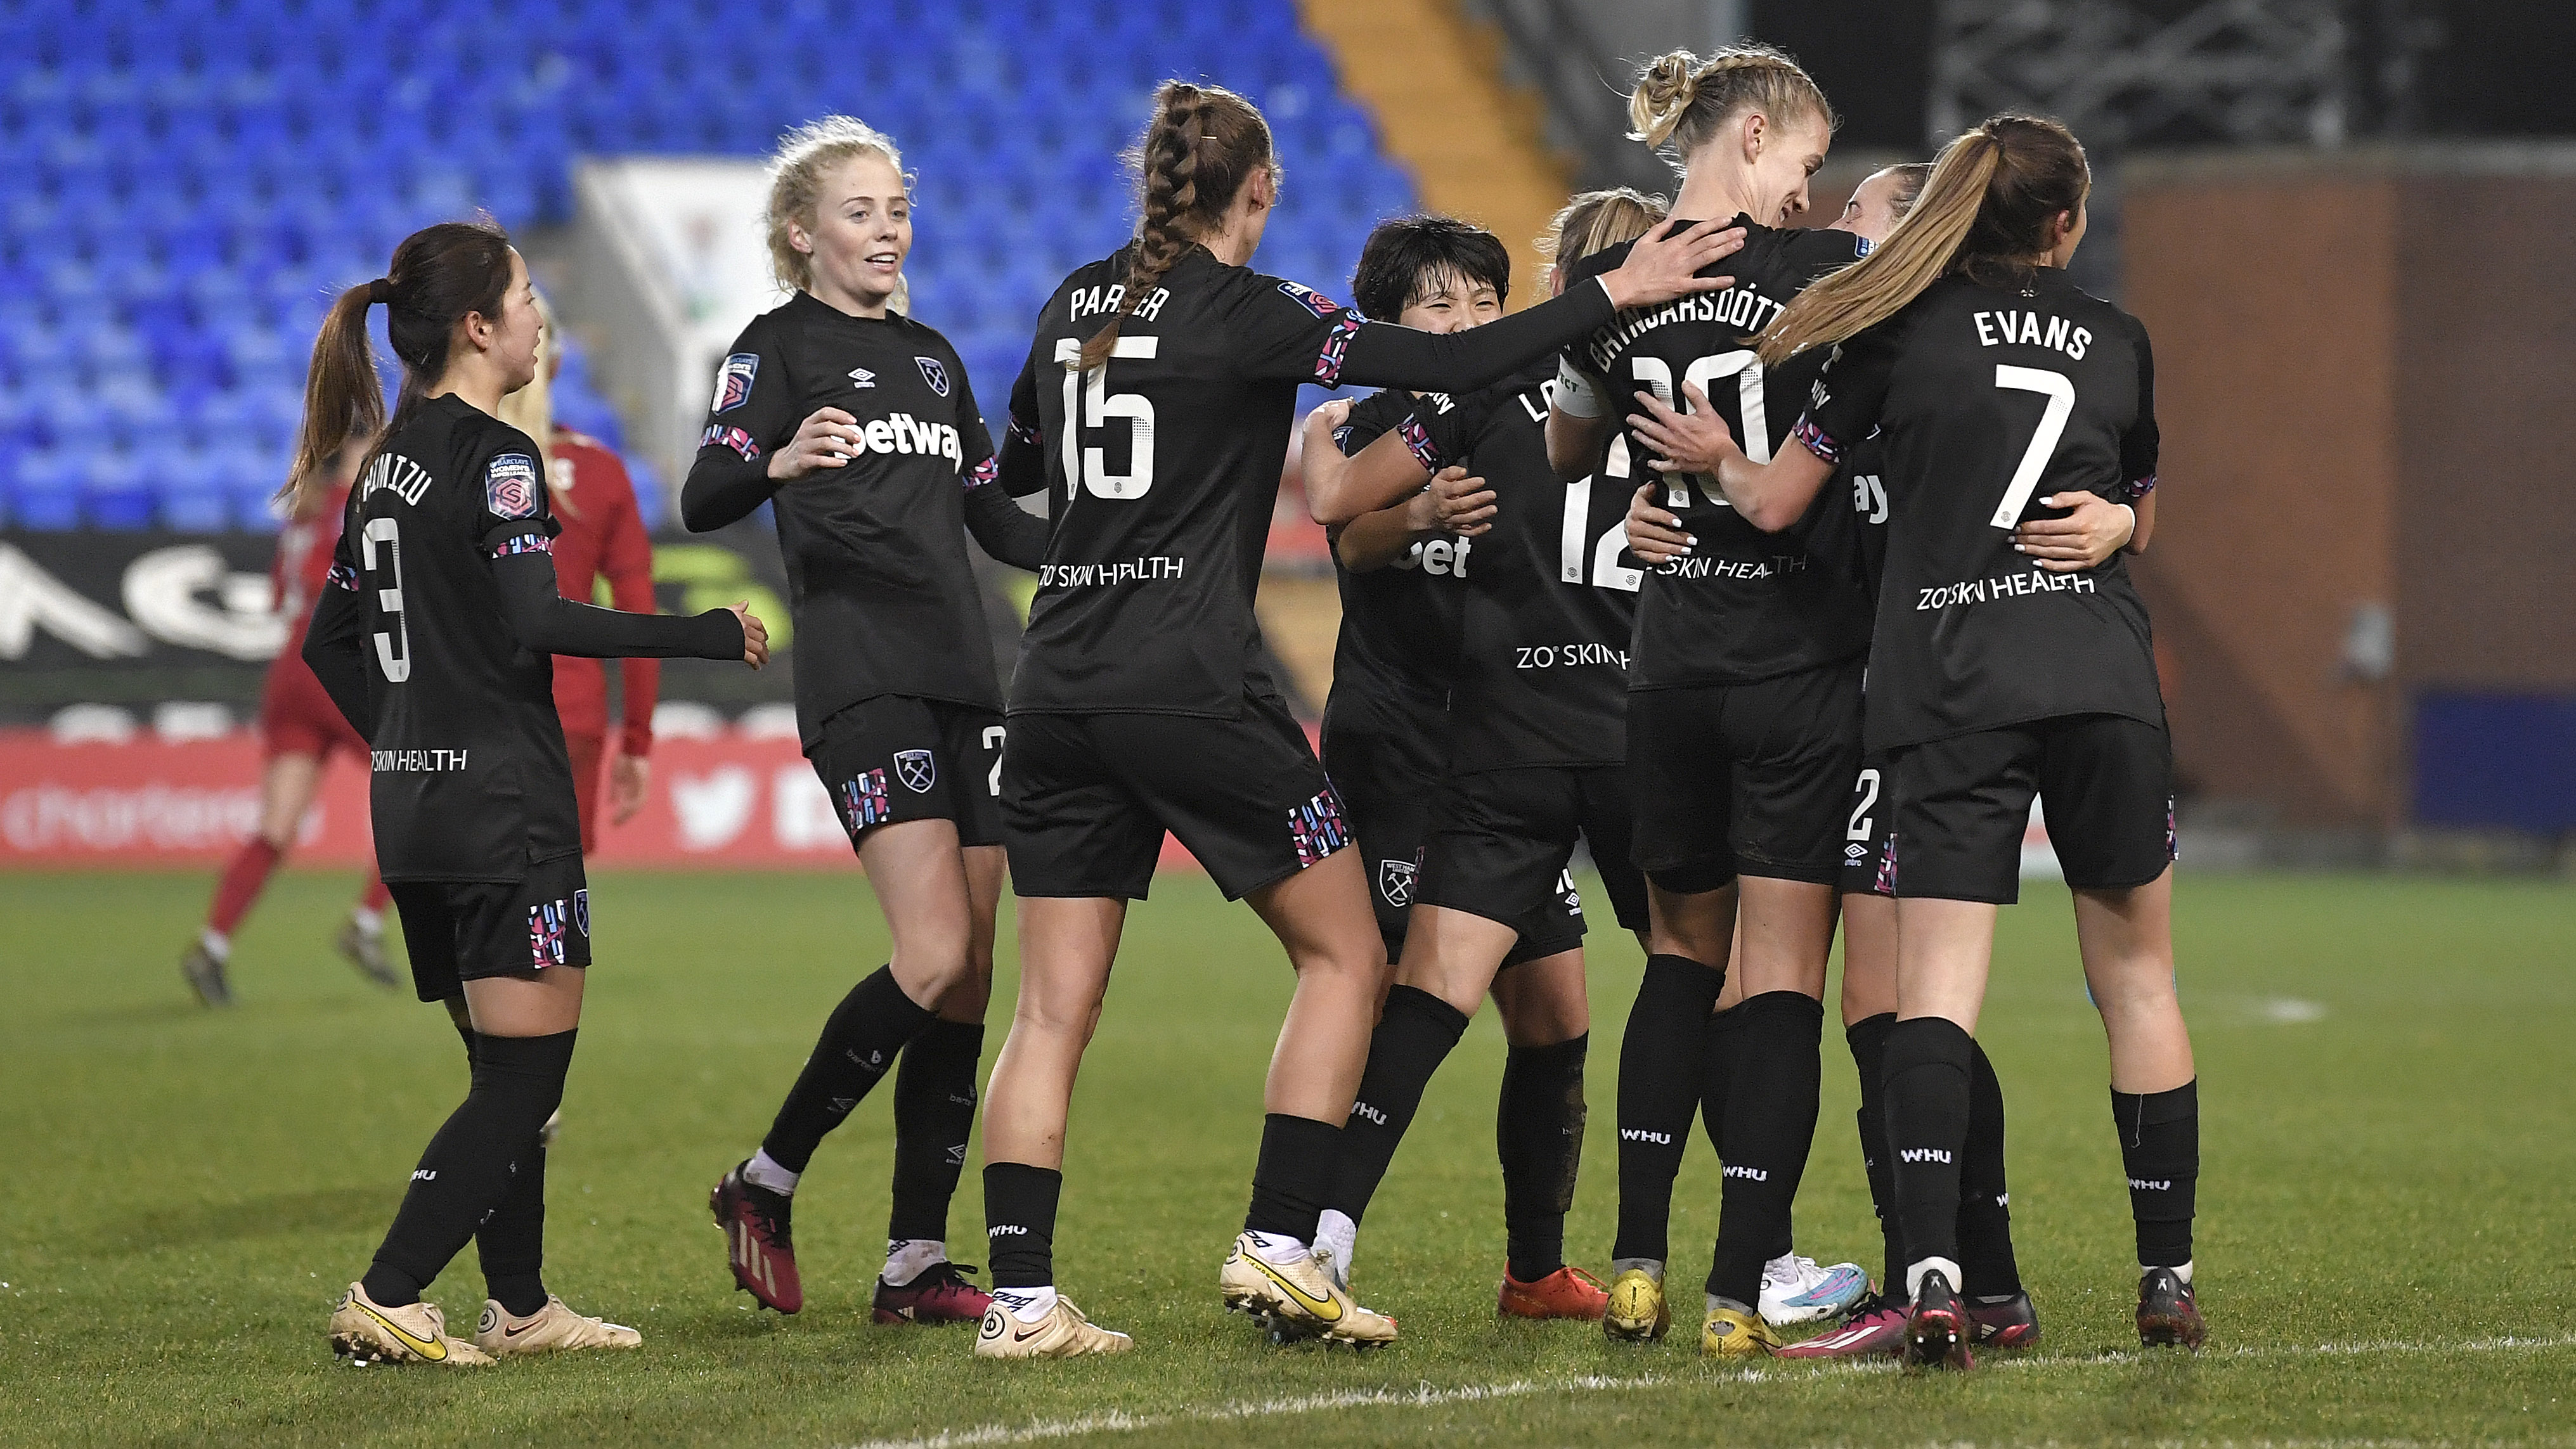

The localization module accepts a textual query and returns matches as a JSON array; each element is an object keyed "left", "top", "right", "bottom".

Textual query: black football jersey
[
  {"left": 327, "top": 395, "right": 579, "bottom": 882},
  {"left": 1798, "top": 267, "right": 2163, "bottom": 751},
  {"left": 1801, "top": 427, "right": 1892, "bottom": 606},
  {"left": 693, "top": 292, "right": 1003, "bottom": 742},
  {"left": 1321, "top": 385, "right": 1470, "bottom": 759},
  {"left": 1401, "top": 361, "right": 1641, "bottom": 770},
  {"left": 1006, "top": 244, "right": 1370, "bottom": 718},
  {"left": 1567, "top": 216, "right": 1874, "bottom": 687}
]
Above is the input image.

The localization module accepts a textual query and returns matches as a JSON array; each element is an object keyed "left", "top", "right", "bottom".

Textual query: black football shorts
[
  {"left": 1841, "top": 751, "right": 1898, "bottom": 899},
  {"left": 809, "top": 694, "right": 1007, "bottom": 850},
  {"left": 1416, "top": 765, "right": 1650, "bottom": 941},
  {"left": 391, "top": 850, "right": 592, "bottom": 1003},
  {"left": 1325, "top": 711, "right": 1587, "bottom": 967},
  {"left": 1884, "top": 714, "right": 2177, "bottom": 905},
  {"left": 1626, "top": 660, "right": 1865, "bottom": 891},
  {"left": 1004, "top": 689, "right": 1353, "bottom": 901}
]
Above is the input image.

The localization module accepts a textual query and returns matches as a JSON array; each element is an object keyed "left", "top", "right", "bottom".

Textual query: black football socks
[
  {"left": 1846, "top": 1012, "right": 1903, "bottom": 1292},
  {"left": 887, "top": 1019, "right": 984, "bottom": 1246},
  {"left": 1882, "top": 1015, "right": 1974, "bottom": 1295},
  {"left": 1497, "top": 1033, "right": 1588, "bottom": 1283},
  {"left": 475, "top": 1131, "right": 550, "bottom": 1317},
  {"left": 1705, "top": 991, "right": 1824, "bottom": 1306},
  {"left": 984, "top": 1161, "right": 1060, "bottom": 1289},
  {"left": 363, "top": 1028, "right": 576, "bottom": 1309},
  {"left": 1959, "top": 1039, "right": 2025, "bottom": 1298},
  {"left": 1245, "top": 1112, "right": 1343, "bottom": 1243},
  {"left": 760, "top": 965, "right": 935, "bottom": 1176},
  {"left": 1697, "top": 1001, "right": 1749, "bottom": 1159},
  {"left": 1328, "top": 984, "right": 1468, "bottom": 1228},
  {"left": 1612, "top": 953, "right": 1726, "bottom": 1269},
  {"left": 2113, "top": 1079, "right": 2199, "bottom": 1271}
]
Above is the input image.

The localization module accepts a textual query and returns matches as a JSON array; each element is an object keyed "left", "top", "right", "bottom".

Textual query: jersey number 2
[
  {"left": 359, "top": 516, "right": 411, "bottom": 683},
  {"left": 1054, "top": 337, "right": 1158, "bottom": 500},
  {"left": 1990, "top": 366, "right": 2075, "bottom": 528}
]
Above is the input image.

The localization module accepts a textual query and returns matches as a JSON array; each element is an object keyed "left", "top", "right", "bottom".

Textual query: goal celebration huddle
[{"left": 299, "top": 42, "right": 2199, "bottom": 1374}]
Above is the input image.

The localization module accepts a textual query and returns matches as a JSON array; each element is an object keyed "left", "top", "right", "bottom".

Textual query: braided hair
[
  {"left": 1628, "top": 44, "right": 1834, "bottom": 175},
  {"left": 1078, "top": 80, "right": 1278, "bottom": 371}
]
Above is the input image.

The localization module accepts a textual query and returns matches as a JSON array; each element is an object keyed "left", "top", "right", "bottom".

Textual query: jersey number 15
[{"left": 1054, "top": 337, "right": 1158, "bottom": 501}]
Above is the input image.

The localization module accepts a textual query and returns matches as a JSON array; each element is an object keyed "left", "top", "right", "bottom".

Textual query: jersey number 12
[{"left": 1054, "top": 337, "right": 1158, "bottom": 501}]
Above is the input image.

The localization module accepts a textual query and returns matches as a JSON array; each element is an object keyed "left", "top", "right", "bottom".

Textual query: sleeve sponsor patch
[
  {"left": 489, "top": 534, "right": 555, "bottom": 559},
  {"left": 484, "top": 452, "right": 541, "bottom": 518},
  {"left": 702, "top": 424, "right": 760, "bottom": 461},
  {"left": 1279, "top": 280, "right": 1345, "bottom": 318},
  {"left": 712, "top": 352, "right": 759, "bottom": 413}
]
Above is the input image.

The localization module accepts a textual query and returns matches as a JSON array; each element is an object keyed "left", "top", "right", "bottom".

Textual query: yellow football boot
[
  {"left": 1602, "top": 1267, "right": 1671, "bottom": 1342},
  {"left": 328, "top": 1283, "right": 494, "bottom": 1367},
  {"left": 1700, "top": 1302, "right": 1782, "bottom": 1359},
  {"left": 1219, "top": 1233, "right": 1397, "bottom": 1348}
]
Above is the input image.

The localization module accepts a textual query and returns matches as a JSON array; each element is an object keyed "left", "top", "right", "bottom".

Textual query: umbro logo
[
  {"left": 945, "top": 1144, "right": 968, "bottom": 1166},
  {"left": 849, "top": 367, "right": 876, "bottom": 387}
]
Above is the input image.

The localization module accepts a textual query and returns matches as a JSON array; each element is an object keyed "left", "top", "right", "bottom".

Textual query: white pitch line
[{"left": 844, "top": 1332, "right": 2576, "bottom": 1449}]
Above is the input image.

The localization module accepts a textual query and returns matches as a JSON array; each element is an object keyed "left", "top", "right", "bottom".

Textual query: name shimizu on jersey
[{"left": 853, "top": 412, "right": 964, "bottom": 465}]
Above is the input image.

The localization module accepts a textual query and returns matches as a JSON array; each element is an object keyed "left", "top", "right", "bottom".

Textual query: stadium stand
[{"left": 0, "top": 0, "right": 1414, "bottom": 534}]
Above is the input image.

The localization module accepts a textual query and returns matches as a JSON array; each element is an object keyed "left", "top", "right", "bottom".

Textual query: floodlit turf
[{"left": 2, "top": 867, "right": 2572, "bottom": 1446}]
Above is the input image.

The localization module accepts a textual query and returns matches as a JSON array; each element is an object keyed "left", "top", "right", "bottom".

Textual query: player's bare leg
[
  {"left": 183, "top": 751, "right": 326, "bottom": 1006},
  {"left": 973, "top": 894, "right": 1130, "bottom": 1356},
  {"left": 2075, "top": 866, "right": 2203, "bottom": 1348}
]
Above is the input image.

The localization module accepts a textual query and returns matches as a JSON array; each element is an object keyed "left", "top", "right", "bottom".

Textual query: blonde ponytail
[{"left": 1754, "top": 114, "right": 2088, "bottom": 367}]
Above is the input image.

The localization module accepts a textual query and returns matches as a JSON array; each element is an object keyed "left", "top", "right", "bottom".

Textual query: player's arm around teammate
[
  {"left": 971, "top": 81, "right": 1742, "bottom": 1359},
  {"left": 297, "top": 221, "right": 763, "bottom": 1367},
  {"left": 1728, "top": 115, "right": 2199, "bottom": 1367},
  {"left": 682, "top": 119, "right": 1038, "bottom": 1327}
]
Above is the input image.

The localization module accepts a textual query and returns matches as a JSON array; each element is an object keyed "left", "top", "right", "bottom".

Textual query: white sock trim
[
  {"left": 991, "top": 1284, "right": 1057, "bottom": 1322},
  {"left": 884, "top": 1239, "right": 946, "bottom": 1286},
  {"left": 1243, "top": 1230, "right": 1311, "bottom": 1266},
  {"left": 1905, "top": 1256, "right": 1964, "bottom": 1303},
  {"left": 349, "top": 906, "right": 384, "bottom": 935},
  {"left": 199, "top": 928, "right": 230, "bottom": 962},
  {"left": 742, "top": 1150, "right": 799, "bottom": 1196},
  {"left": 2151, "top": 1259, "right": 2195, "bottom": 1285}
]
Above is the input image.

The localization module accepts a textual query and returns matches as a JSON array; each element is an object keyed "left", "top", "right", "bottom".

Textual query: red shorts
[
  {"left": 565, "top": 730, "right": 606, "bottom": 855},
  {"left": 257, "top": 654, "right": 365, "bottom": 761}
]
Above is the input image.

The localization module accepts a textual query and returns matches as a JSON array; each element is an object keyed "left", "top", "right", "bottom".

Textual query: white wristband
[{"left": 2117, "top": 502, "right": 2137, "bottom": 550}]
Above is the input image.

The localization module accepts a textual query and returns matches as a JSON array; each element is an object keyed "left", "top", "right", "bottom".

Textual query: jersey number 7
[
  {"left": 1053, "top": 337, "right": 1158, "bottom": 501},
  {"left": 1990, "top": 366, "right": 2074, "bottom": 528}
]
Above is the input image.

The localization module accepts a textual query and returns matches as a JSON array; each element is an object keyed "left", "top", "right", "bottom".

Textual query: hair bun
[{"left": 1626, "top": 49, "right": 1702, "bottom": 145}]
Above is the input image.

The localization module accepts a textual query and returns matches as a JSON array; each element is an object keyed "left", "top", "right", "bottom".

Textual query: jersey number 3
[
  {"left": 359, "top": 516, "right": 411, "bottom": 683},
  {"left": 1054, "top": 337, "right": 1158, "bottom": 500}
]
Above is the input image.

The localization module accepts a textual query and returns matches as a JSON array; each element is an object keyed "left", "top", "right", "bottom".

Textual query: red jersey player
[
  {"left": 498, "top": 291, "right": 660, "bottom": 848},
  {"left": 179, "top": 437, "right": 398, "bottom": 1006}
]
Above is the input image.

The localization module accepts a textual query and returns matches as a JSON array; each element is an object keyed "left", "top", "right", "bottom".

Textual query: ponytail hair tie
[{"left": 366, "top": 278, "right": 394, "bottom": 304}]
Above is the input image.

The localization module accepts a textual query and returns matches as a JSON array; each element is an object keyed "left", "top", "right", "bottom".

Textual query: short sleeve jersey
[
  {"left": 1797, "top": 267, "right": 2163, "bottom": 751},
  {"left": 1567, "top": 216, "right": 1875, "bottom": 687},
  {"left": 695, "top": 293, "right": 1002, "bottom": 744},
  {"left": 1007, "top": 243, "right": 1369, "bottom": 718},
  {"left": 327, "top": 395, "right": 579, "bottom": 882},
  {"left": 1402, "top": 361, "right": 1642, "bottom": 770},
  {"left": 1323, "top": 386, "right": 1471, "bottom": 734}
]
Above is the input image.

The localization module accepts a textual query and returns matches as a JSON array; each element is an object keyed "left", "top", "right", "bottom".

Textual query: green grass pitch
[{"left": 3, "top": 867, "right": 2572, "bottom": 1446}]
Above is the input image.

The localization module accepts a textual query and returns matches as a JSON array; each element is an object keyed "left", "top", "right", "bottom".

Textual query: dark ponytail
[
  {"left": 1078, "top": 80, "right": 1276, "bottom": 372},
  {"left": 283, "top": 217, "right": 516, "bottom": 516}
]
